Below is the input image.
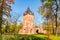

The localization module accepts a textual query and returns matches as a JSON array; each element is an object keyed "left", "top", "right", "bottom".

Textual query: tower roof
[
  {"left": 26, "top": 7, "right": 32, "bottom": 13},
  {"left": 24, "top": 7, "right": 34, "bottom": 16}
]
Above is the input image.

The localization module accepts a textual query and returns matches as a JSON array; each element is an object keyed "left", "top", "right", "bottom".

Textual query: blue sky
[{"left": 10, "top": 0, "right": 44, "bottom": 26}]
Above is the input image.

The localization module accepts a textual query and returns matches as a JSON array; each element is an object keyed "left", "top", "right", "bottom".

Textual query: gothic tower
[{"left": 19, "top": 8, "right": 36, "bottom": 34}]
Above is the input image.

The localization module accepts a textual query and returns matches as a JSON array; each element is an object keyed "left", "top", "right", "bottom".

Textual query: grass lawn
[
  {"left": 50, "top": 35, "right": 60, "bottom": 40},
  {"left": 34, "top": 34, "right": 60, "bottom": 40},
  {"left": 0, "top": 34, "right": 60, "bottom": 40}
]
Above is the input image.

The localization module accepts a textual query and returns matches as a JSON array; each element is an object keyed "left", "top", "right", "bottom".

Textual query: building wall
[
  {"left": 36, "top": 28, "right": 47, "bottom": 34},
  {"left": 19, "top": 13, "right": 36, "bottom": 34}
]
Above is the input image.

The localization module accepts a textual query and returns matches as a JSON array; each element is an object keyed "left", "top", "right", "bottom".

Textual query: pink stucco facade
[{"left": 19, "top": 8, "right": 36, "bottom": 34}]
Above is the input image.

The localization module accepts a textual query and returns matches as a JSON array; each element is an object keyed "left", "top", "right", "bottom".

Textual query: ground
[{"left": 0, "top": 34, "right": 60, "bottom": 40}]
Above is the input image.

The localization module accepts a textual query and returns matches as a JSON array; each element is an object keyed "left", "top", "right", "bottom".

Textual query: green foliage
[
  {"left": 5, "top": 24, "right": 10, "bottom": 33},
  {"left": 43, "top": 1, "right": 54, "bottom": 8},
  {"left": 19, "top": 23, "right": 23, "bottom": 29},
  {"left": 1, "top": 22, "right": 23, "bottom": 34},
  {"left": 39, "top": 0, "right": 54, "bottom": 19}
]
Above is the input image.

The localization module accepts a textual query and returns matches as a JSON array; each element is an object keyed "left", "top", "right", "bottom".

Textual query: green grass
[
  {"left": 37, "top": 34, "right": 60, "bottom": 40},
  {"left": 0, "top": 34, "right": 47, "bottom": 40},
  {"left": 0, "top": 34, "right": 60, "bottom": 40},
  {"left": 35, "top": 34, "right": 46, "bottom": 38},
  {"left": 50, "top": 35, "right": 60, "bottom": 40},
  {"left": 35, "top": 34, "right": 60, "bottom": 40}
]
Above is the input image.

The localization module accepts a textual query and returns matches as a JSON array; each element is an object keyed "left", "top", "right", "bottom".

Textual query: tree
[
  {"left": 5, "top": 23, "right": 10, "bottom": 33},
  {"left": 18, "top": 23, "right": 22, "bottom": 30},
  {"left": 0, "top": 0, "right": 14, "bottom": 34},
  {"left": 42, "top": 22, "right": 47, "bottom": 30},
  {"left": 39, "top": 0, "right": 60, "bottom": 36},
  {"left": 14, "top": 23, "right": 23, "bottom": 34},
  {"left": 9, "top": 24, "right": 15, "bottom": 34}
]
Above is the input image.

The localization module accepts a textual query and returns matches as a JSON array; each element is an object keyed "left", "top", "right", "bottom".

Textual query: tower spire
[
  {"left": 24, "top": 7, "right": 34, "bottom": 16},
  {"left": 26, "top": 7, "right": 31, "bottom": 13}
]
